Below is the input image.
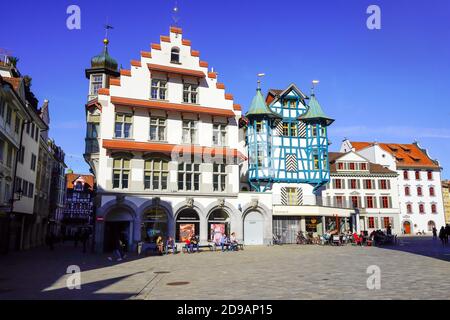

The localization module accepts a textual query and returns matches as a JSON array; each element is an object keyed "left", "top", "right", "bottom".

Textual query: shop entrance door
[
  {"left": 104, "top": 221, "right": 130, "bottom": 252},
  {"left": 244, "top": 211, "right": 264, "bottom": 245}
]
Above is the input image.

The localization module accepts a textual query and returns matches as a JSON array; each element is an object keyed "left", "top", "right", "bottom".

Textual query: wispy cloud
[{"left": 331, "top": 125, "right": 450, "bottom": 140}]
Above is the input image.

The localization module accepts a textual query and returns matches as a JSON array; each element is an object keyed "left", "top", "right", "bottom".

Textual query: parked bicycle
[{"left": 272, "top": 234, "right": 282, "bottom": 245}]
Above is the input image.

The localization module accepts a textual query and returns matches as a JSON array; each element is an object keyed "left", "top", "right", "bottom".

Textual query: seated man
[
  {"left": 229, "top": 232, "right": 238, "bottom": 251},
  {"left": 184, "top": 237, "right": 191, "bottom": 253},
  {"left": 165, "top": 236, "right": 177, "bottom": 254},
  {"left": 220, "top": 233, "right": 229, "bottom": 252},
  {"left": 190, "top": 234, "right": 200, "bottom": 253}
]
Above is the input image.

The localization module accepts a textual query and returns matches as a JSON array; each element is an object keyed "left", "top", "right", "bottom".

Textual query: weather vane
[
  {"left": 257, "top": 73, "right": 265, "bottom": 89},
  {"left": 172, "top": 0, "right": 180, "bottom": 26},
  {"left": 311, "top": 80, "right": 319, "bottom": 94},
  {"left": 104, "top": 17, "right": 114, "bottom": 45}
]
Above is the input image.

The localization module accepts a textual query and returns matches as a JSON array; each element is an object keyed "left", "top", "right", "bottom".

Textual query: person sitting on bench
[
  {"left": 165, "top": 236, "right": 177, "bottom": 254},
  {"left": 156, "top": 236, "right": 164, "bottom": 255},
  {"left": 220, "top": 233, "right": 229, "bottom": 252},
  {"left": 230, "top": 232, "right": 239, "bottom": 251},
  {"left": 189, "top": 233, "right": 199, "bottom": 253}
]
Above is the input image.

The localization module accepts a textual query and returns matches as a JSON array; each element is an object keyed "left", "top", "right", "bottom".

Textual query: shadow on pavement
[
  {"left": 375, "top": 236, "right": 450, "bottom": 262},
  {"left": 0, "top": 242, "right": 149, "bottom": 300}
]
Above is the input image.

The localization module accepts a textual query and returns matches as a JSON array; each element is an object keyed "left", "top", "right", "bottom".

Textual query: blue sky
[{"left": 2, "top": 0, "right": 449, "bottom": 178}]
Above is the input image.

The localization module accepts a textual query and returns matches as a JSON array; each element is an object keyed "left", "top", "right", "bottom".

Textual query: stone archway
[
  {"left": 243, "top": 210, "right": 264, "bottom": 245},
  {"left": 104, "top": 207, "right": 134, "bottom": 252}
]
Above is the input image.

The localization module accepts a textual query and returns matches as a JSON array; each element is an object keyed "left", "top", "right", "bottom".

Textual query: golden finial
[{"left": 103, "top": 38, "right": 109, "bottom": 46}]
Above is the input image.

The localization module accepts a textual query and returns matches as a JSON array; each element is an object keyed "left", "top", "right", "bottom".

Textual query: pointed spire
[
  {"left": 298, "top": 93, "right": 334, "bottom": 126},
  {"left": 246, "top": 87, "right": 282, "bottom": 120}
]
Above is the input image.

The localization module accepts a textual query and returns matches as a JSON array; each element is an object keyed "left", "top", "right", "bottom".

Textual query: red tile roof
[
  {"left": 3, "top": 76, "right": 22, "bottom": 92},
  {"left": 328, "top": 152, "right": 397, "bottom": 175},
  {"left": 350, "top": 141, "right": 439, "bottom": 169}
]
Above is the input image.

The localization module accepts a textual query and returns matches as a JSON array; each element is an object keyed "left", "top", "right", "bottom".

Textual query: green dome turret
[{"left": 90, "top": 38, "right": 118, "bottom": 71}]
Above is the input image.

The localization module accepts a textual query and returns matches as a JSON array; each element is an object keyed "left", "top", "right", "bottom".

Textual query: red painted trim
[
  {"left": 131, "top": 60, "right": 142, "bottom": 67},
  {"left": 208, "top": 72, "right": 217, "bottom": 79},
  {"left": 98, "top": 88, "right": 110, "bottom": 96},
  {"left": 160, "top": 35, "right": 170, "bottom": 43},
  {"left": 182, "top": 39, "right": 191, "bottom": 46},
  {"left": 225, "top": 93, "right": 234, "bottom": 100},
  {"left": 110, "top": 78, "right": 121, "bottom": 86},
  {"left": 147, "top": 63, "right": 205, "bottom": 78},
  {"left": 199, "top": 61, "right": 208, "bottom": 68},
  {"left": 151, "top": 43, "right": 161, "bottom": 50},
  {"left": 111, "top": 96, "right": 235, "bottom": 117},
  {"left": 120, "top": 69, "right": 131, "bottom": 77},
  {"left": 233, "top": 104, "right": 242, "bottom": 111},
  {"left": 216, "top": 83, "right": 225, "bottom": 90},
  {"left": 170, "top": 26, "right": 182, "bottom": 34},
  {"left": 191, "top": 50, "right": 200, "bottom": 57},
  {"left": 141, "top": 51, "right": 152, "bottom": 58}
]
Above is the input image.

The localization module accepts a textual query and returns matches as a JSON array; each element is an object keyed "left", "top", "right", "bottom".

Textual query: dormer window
[{"left": 171, "top": 47, "right": 180, "bottom": 63}]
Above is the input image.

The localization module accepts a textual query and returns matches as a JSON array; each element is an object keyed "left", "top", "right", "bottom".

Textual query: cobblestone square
[{"left": 1, "top": 236, "right": 450, "bottom": 300}]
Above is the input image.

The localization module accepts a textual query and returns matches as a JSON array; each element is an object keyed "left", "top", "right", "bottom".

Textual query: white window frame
[
  {"left": 149, "top": 117, "right": 166, "bottom": 141},
  {"left": 182, "top": 120, "right": 197, "bottom": 144},
  {"left": 212, "top": 123, "right": 227, "bottom": 146},
  {"left": 183, "top": 83, "right": 198, "bottom": 104},
  {"left": 151, "top": 79, "right": 167, "bottom": 100},
  {"left": 213, "top": 163, "right": 227, "bottom": 192},
  {"left": 90, "top": 74, "right": 103, "bottom": 96},
  {"left": 114, "top": 113, "right": 133, "bottom": 139}
]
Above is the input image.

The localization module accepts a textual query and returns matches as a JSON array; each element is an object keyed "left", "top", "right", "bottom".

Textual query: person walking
[
  {"left": 432, "top": 226, "right": 438, "bottom": 240},
  {"left": 445, "top": 224, "right": 450, "bottom": 245},
  {"left": 439, "top": 227, "right": 446, "bottom": 247},
  {"left": 108, "top": 236, "right": 123, "bottom": 262}
]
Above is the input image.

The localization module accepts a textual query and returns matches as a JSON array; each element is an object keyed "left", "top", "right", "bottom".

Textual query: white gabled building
[
  {"left": 341, "top": 140, "right": 446, "bottom": 234},
  {"left": 84, "top": 26, "right": 272, "bottom": 253},
  {"left": 323, "top": 151, "right": 401, "bottom": 234}
]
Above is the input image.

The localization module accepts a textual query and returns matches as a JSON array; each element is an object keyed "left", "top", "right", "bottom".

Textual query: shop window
[
  {"left": 176, "top": 209, "right": 200, "bottom": 242},
  {"left": 208, "top": 209, "right": 230, "bottom": 243},
  {"left": 141, "top": 207, "right": 168, "bottom": 243}
]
